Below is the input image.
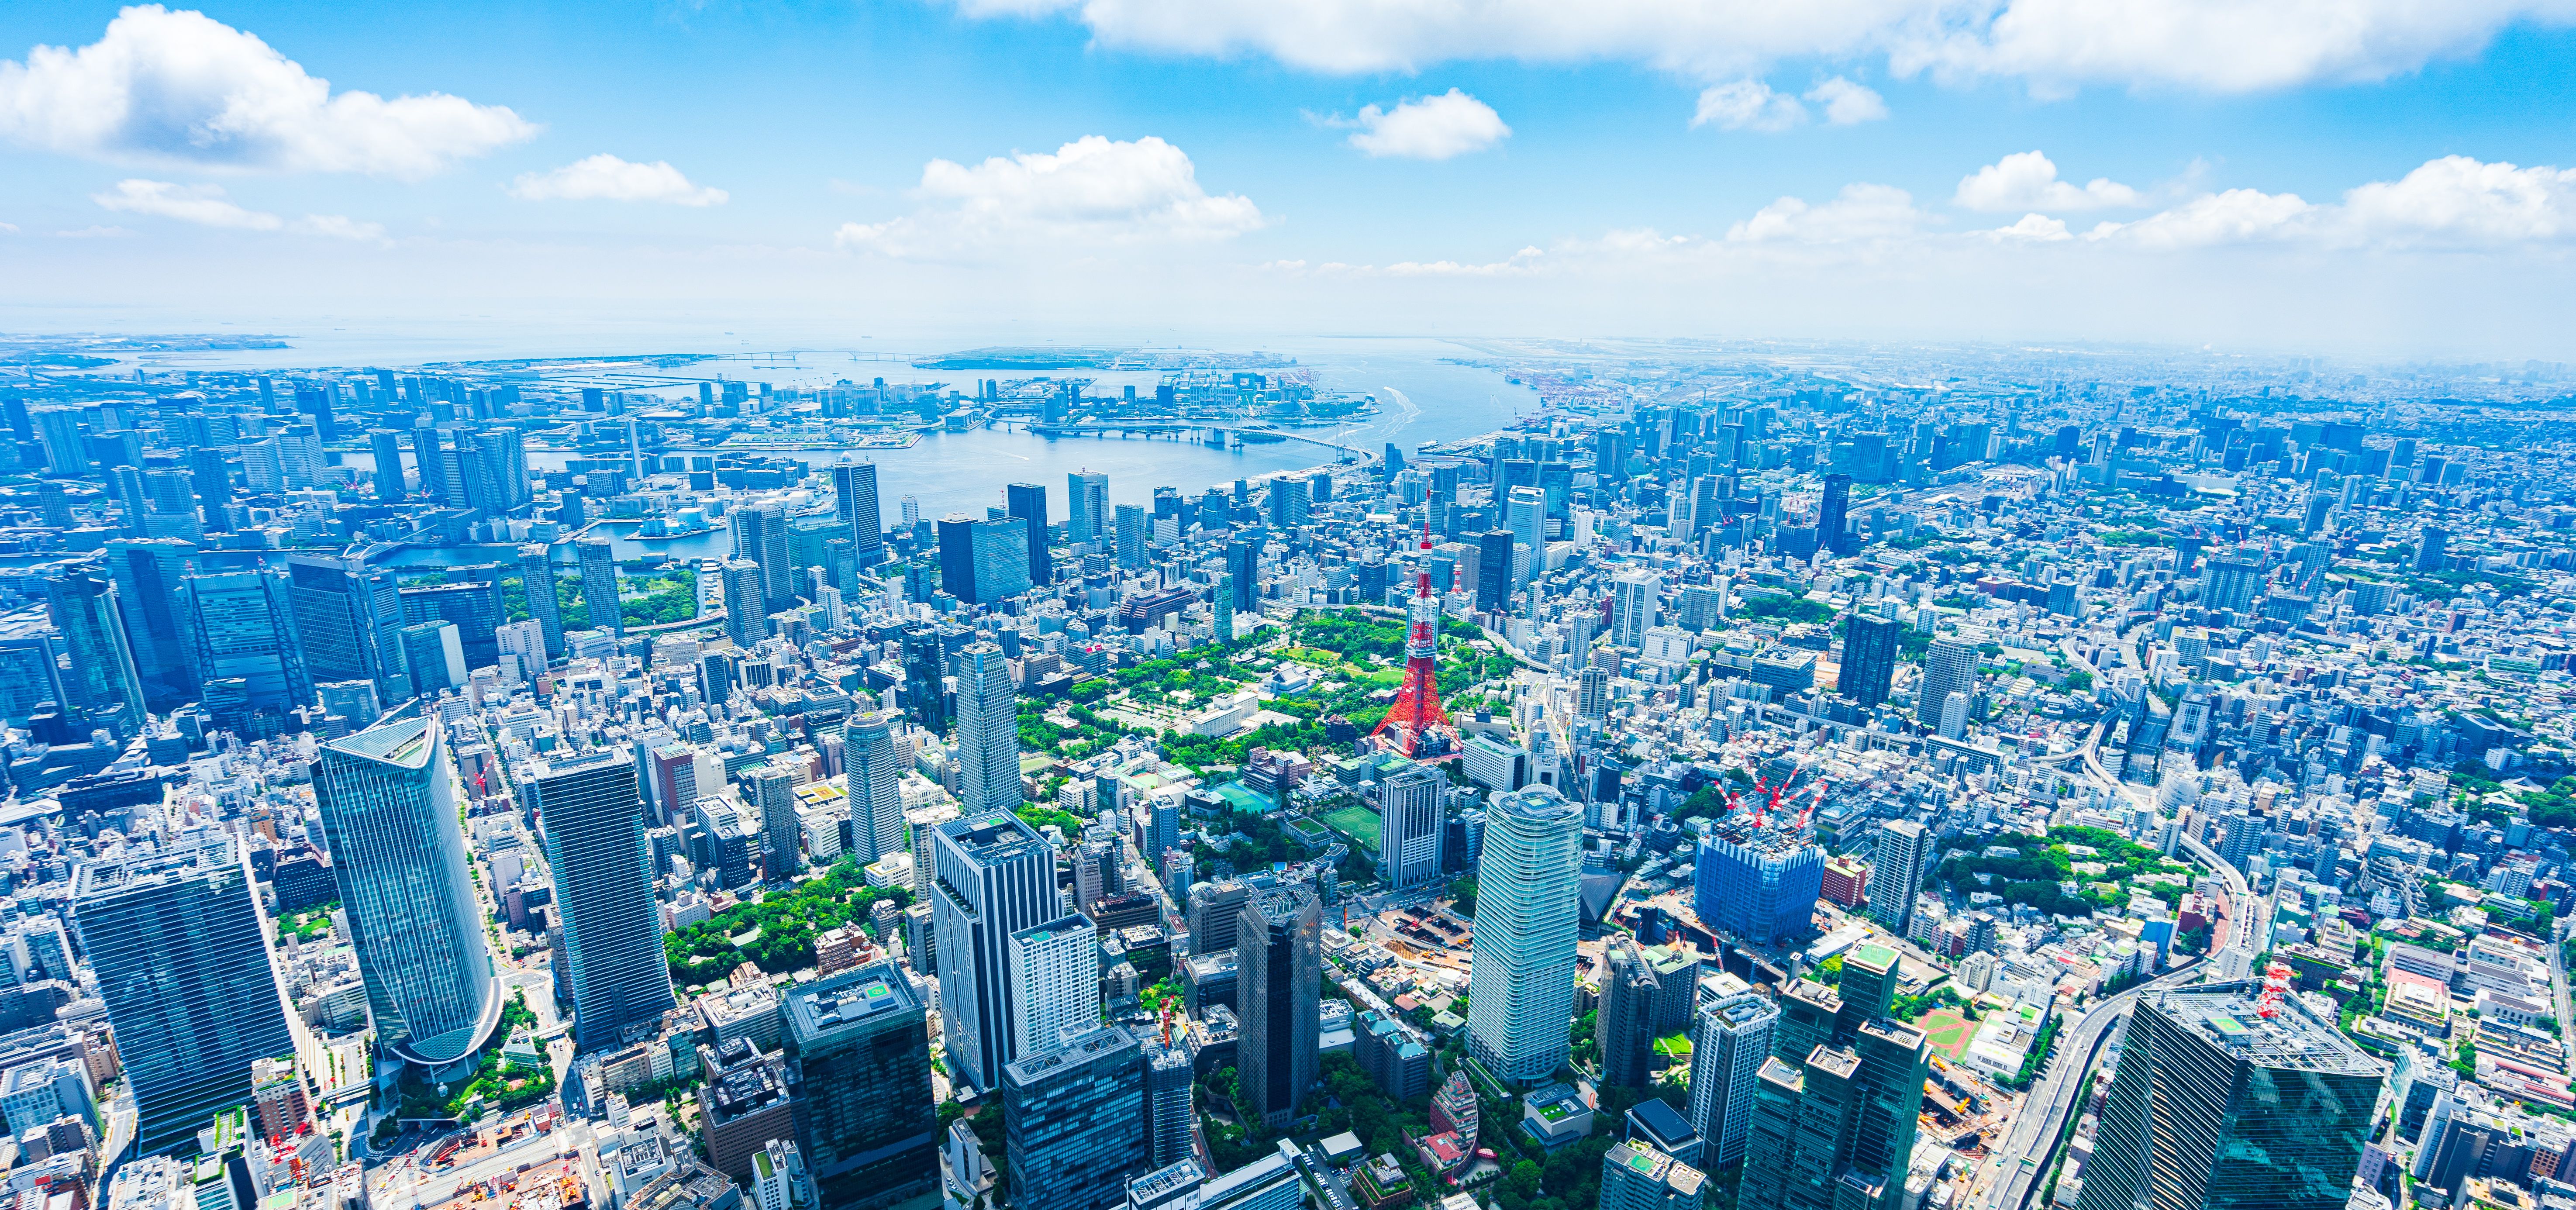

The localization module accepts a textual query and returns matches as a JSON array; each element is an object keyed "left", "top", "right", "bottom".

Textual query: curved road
[{"left": 1979, "top": 959, "right": 2205, "bottom": 1210}]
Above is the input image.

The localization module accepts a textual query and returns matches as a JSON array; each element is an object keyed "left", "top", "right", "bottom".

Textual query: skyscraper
[
  {"left": 314, "top": 714, "right": 500, "bottom": 1065},
  {"left": 286, "top": 555, "right": 410, "bottom": 709},
  {"left": 745, "top": 765, "right": 800, "bottom": 880},
  {"left": 1818, "top": 473, "right": 1852, "bottom": 556},
  {"left": 370, "top": 429, "right": 406, "bottom": 501},
  {"left": 841, "top": 711, "right": 906, "bottom": 864},
  {"left": 1467, "top": 785, "right": 1583, "bottom": 1082},
  {"left": 1224, "top": 540, "right": 1258, "bottom": 610},
  {"left": 1839, "top": 614, "right": 1900, "bottom": 708},
  {"left": 1600, "top": 937, "right": 1663, "bottom": 1089},
  {"left": 1475, "top": 530, "right": 1515, "bottom": 612},
  {"left": 1863, "top": 820, "right": 1930, "bottom": 936},
  {"left": 900, "top": 624, "right": 950, "bottom": 734},
  {"left": 1687, "top": 993, "right": 1779, "bottom": 1169},
  {"left": 783, "top": 964, "right": 938, "bottom": 1210},
  {"left": 1003, "top": 1025, "right": 1148, "bottom": 1210},
  {"left": 1375, "top": 763, "right": 1445, "bottom": 891},
  {"left": 1238, "top": 887, "right": 1321, "bottom": 1127},
  {"left": 179, "top": 566, "right": 314, "bottom": 723},
  {"left": 721, "top": 559, "right": 768, "bottom": 647},
  {"left": 102, "top": 538, "right": 198, "bottom": 711},
  {"left": 974, "top": 518, "right": 1034, "bottom": 603},
  {"left": 1916, "top": 637, "right": 1977, "bottom": 730},
  {"left": 41, "top": 567, "right": 146, "bottom": 738},
  {"left": 733, "top": 502, "right": 798, "bottom": 614},
  {"left": 74, "top": 834, "right": 295, "bottom": 1154},
  {"left": 1006, "top": 482, "right": 1052, "bottom": 586},
  {"left": 579, "top": 537, "right": 623, "bottom": 638},
  {"left": 2074, "top": 982, "right": 2384, "bottom": 1210},
  {"left": 522, "top": 748, "right": 675, "bottom": 1048},
  {"left": 1141, "top": 1037, "right": 1194, "bottom": 1169},
  {"left": 1613, "top": 571, "right": 1660, "bottom": 648},
  {"left": 953, "top": 641, "right": 1022, "bottom": 815},
  {"left": 1213, "top": 574, "right": 1236, "bottom": 643},
  {"left": 1069, "top": 470, "right": 1109, "bottom": 543},
  {"left": 1008, "top": 914, "right": 1101, "bottom": 1060},
  {"left": 829, "top": 460, "right": 885, "bottom": 565},
  {"left": 517, "top": 544, "right": 565, "bottom": 659},
  {"left": 931, "top": 812, "right": 1061, "bottom": 1094},
  {"left": 1114, "top": 503, "right": 1147, "bottom": 568}
]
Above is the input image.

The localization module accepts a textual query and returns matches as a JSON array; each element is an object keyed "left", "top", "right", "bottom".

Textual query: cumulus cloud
[
  {"left": 510, "top": 155, "right": 729, "bottom": 206},
  {"left": 2335, "top": 155, "right": 2576, "bottom": 246},
  {"left": 2086, "top": 188, "right": 2316, "bottom": 248},
  {"left": 1979, "top": 213, "right": 2074, "bottom": 242},
  {"left": 1804, "top": 77, "right": 1888, "bottom": 124},
  {"left": 1954, "top": 151, "right": 2144, "bottom": 212},
  {"left": 1331, "top": 89, "right": 1510, "bottom": 159},
  {"left": 1727, "top": 183, "right": 1928, "bottom": 243},
  {"left": 1692, "top": 80, "right": 1806, "bottom": 131},
  {"left": 91, "top": 178, "right": 386, "bottom": 241},
  {"left": 948, "top": 0, "right": 2576, "bottom": 95},
  {"left": 0, "top": 5, "right": 537, "bottom": 176},
  {"left": 834, "top": 135, "right": 1263, "bottom": 258}
]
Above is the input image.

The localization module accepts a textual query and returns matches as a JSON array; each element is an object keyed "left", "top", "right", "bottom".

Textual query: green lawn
[
  {"left": 1918, "top": 1008, "right": 1976, "bottom": 1061},
  {"left": 1323, "top": 804, "right": 1383, "bottom": 852}
]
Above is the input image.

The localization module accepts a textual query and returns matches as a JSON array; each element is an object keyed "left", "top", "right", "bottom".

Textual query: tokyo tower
[{"left": 1371, "top": 521, "right": 1456, "bottom": 758}]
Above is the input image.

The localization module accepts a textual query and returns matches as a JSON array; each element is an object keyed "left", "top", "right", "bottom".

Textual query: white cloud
[
  {"left": 1692, "top": 80, "right": 1805, "bottom": 131},
  {"left": 1727, "top": 183, "right": 1927, "bottom": 243},
  {"left": 1979, "top": 213, "right": 2073, "bottom": 242},
  {"left": 835, "top": 134, "right": 1262, "bottom": 258},
  {"left": 0, "top": 221, "right": 17, "bottom": 234},
  {"left": 93, "top": 178, "right": 280, "bottom": 229},
  {"left": 2085, "top": 188, "right": 2316, "bottom": 248},
  {"left": 1954, "top": 151, "right": 2144, "bottom": 211},
  {"left": 0, "top": 4, "right": 537, "bottom": 176},
  {"left": 91, "top": 177, "right": 388, "bottom": 241},
  {"left": 510, "top": 155, "right": 729, "bottom": 206},
  {"left": 2335, "top": 155, "right": 2576, "bottom": 246},
  {"left": 949, "top": 0, "right": 2576, "bottom": 94},
  {"left": 1334, "top": 89, "right": 1510, "bottom": 159},
  {"left": 1804, "top": 77, "right": 1887, "bottom": 124}
]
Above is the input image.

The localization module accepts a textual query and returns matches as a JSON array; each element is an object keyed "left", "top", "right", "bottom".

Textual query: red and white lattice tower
[{"left": 1371, "top": 521, "right": 1456, "bottom": 758}]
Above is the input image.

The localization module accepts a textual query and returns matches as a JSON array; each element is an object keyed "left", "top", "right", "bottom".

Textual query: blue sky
[{"left": 3, "top": 1, "right": 2575, "bottom": 357}]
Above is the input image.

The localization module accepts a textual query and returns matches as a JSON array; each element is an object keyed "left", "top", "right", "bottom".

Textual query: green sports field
[
  {"left": 1917, "top": 1008, "right": 1977, "bottom": 1061},
  {"left": 1324, "top": 804, "right": 1382, "bottom": 852}
]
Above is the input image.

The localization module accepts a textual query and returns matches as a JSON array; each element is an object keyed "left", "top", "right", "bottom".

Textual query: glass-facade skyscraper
[
  {"left": 579, "top": 536, "right": 622, "bottom": 637},
  {"left": 1237, "top": 887, "right": 1320, "bottom": 1127},
  {"left": 40, "top": 567, "right": 145, "bottom": 738},
  {"left": 784, "top": 963, "right": 938, "bottom": 1210},
  {"left": 1694, "top": 820, "right": 1826, "bottom": 946},
  {"left": 522, "top": 748, "right": 674, "bottom": 1048},
  {"left": 314, "top": 713, "right": 500, "bottom": 1064},
  {"left": 2075, "top": 982, "right": 2385, "bottom": 1210},
  {"left": 1467, "top": 785, "right": 1583, "bottom": 1082},
  {"left": 73, "top": 834, "right": 295, "bottom": 1155},
  {"left": 1002, "top": 1024, "right": 1148, "bottom": 1210}
]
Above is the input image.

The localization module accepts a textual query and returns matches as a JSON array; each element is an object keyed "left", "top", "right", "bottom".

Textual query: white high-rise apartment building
[
  {"left": 1612, "top": 571, "right": 1660, "bottom": 649},
  {"left": 1865, "top": 819, "right": 1931, "bottom": 935},
  {"left": 1467, "top": 785, "right": 1583, "bottom": 1082},
  {"left": 953, "top": 641, "right": 1023, "bottom": 814},
  {"left": 1007, "top": 913, "right": 1100, "bottom": 1060},
  {"left": 1376, "top": 764, "right": 1446, "bottom": 890},
  {"left": 841, "top": 711, "right": 906, "bottom": 862},
  {"left": 1687, "top": 992, "right": 1778, "bottom": 1168}
]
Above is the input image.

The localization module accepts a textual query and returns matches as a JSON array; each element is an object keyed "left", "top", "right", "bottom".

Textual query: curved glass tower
[
  {"left": 1468, "top": 784, "right": 1584, "bottom": 1083},
  {"left": 314, "top": 714, "right": 500, "bottom": 1066}
]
